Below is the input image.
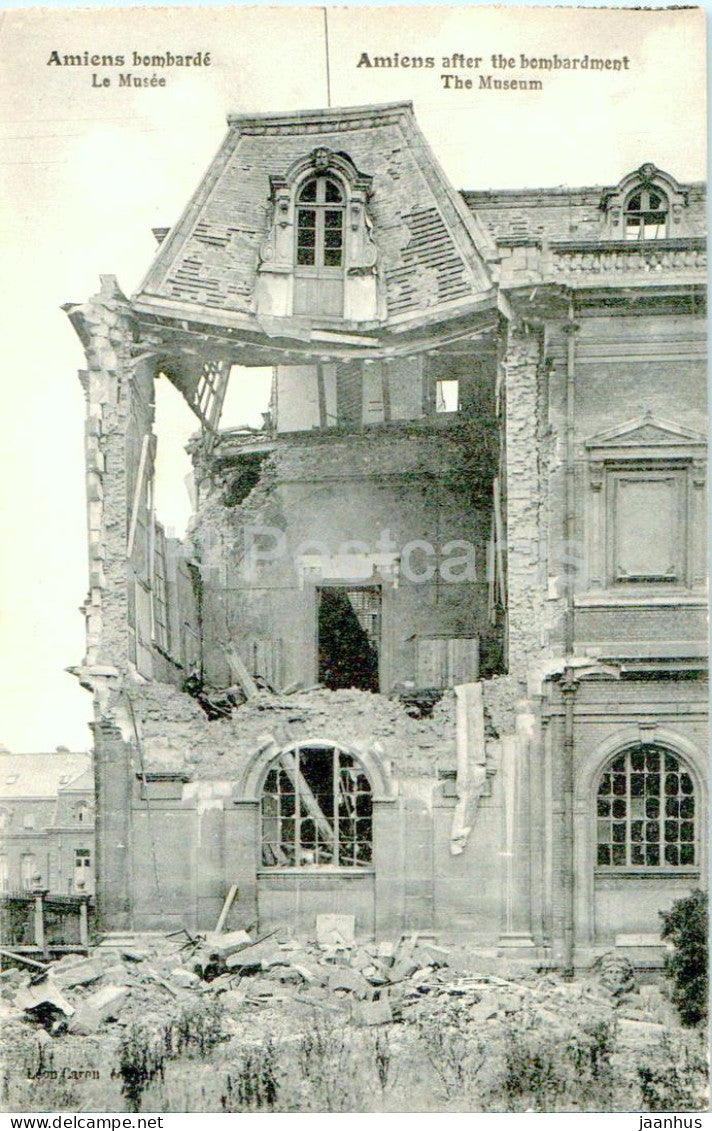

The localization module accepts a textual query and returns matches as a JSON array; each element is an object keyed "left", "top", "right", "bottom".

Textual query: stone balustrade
[
  {"left": 496, "top": 237, "right": 706, "bottom": 286},
  {"left": 549, "top": 238, "right": 706, "bottom": 279}
]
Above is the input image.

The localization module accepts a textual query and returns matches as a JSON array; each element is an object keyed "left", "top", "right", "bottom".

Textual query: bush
[
  {"left": 118, "top": 1022, "right": 167, "bottom": 1113},
  {"left": 637, "top": 1032, "right": 709, "bottom": 1111},
  {"left": 415, "top": 1007, "right": 489, "bottom": 1102},
  {"left": 660, "top": 889, "right": 708, "bottom": 1027}
]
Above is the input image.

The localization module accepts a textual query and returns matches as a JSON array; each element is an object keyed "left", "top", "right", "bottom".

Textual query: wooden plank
[
  {"left": 493, "top": 476, "right": 506, "bottom": 610},
  {"left": 223, "top": 645, "right": 260, "bottom": 699},
  {"left": 126, "top": 434, "right": 151, "bottom": 559},
  {"left": 279, "top": 752, "right": 334, "bottom": 844},
  {"left": 0, "top": 947, "right": 50, "bottom": 972},
  {"left": 214, "top": 885, "right": 239, "bottom": 935}
]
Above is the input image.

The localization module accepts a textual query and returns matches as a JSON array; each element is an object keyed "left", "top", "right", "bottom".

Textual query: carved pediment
[{"left": 585, "top": 413, "right": 707, "bottom": 453}]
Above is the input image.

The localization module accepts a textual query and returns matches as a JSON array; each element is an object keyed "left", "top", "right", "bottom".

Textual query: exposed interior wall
[
  {"left": 69, "top": 279, "right": 201, "bottom": 685},
  {"left": 191, "top": 359, "right": 500, "bottom": 692},
  {"left": 273, "top": 354, "right": 491, "bottom": 432}
]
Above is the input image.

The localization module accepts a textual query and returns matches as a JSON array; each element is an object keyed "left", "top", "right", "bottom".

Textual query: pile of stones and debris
[{"left": 0, "top": 917, "right": 679, "bottom": 1045}]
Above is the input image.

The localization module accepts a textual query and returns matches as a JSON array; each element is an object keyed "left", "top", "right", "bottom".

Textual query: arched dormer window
[
  {"left": 624, "top": 188, "right": 668, "bottom": 241},
  {"left": 256, "top": 147, "right": 379, "bottom": 321},
  {"left": 596, "top": 744, "right": 697, "bottom": 869},
  {"left": 600, "top": 163, "right": 689, "bottom": 239},
  {"left": 73, "top": 801, "right": 92, "bottom": 825}
]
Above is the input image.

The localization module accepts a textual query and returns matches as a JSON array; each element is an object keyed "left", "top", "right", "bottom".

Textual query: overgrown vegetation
[
  {"left": 499, "top": 1018, "right": 617, "bottom": 1112},
  {"left": 415, "top": 1008, "right": 489, "bottom": 1101},
  {"left": 220, "top": 1040, "right": 279, "bottom": 1111},
  {"left": 119, "top": 999, "right": 226, "bottom": 1111},
  {"left": 660, "top": 889, "right": 708, "bottom": 1028},
  {"left": 638, "top": 1033, "right": 709, "bottom": 1112},
  {"left": 119, "top": 1023, "right": 167, "bottom": 1113}
]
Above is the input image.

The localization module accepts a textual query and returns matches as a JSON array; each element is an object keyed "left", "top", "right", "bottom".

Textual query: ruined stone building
[{"left": 65, "top": 102, "right": 707, "bottom": 966}]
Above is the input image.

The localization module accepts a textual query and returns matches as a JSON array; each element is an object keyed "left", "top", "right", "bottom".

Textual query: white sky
[{"left": 0, "top": 4, "right": 705, "bottom": 751}]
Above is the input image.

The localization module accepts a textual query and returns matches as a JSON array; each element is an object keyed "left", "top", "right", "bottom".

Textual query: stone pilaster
[
  {"left": 91, "top": 718, "right": 133, "bottom": 931},
  {"left": 501, "top": 323, "right": 548, "bottom": 684},
  {"left": 498, "top": 700, "right": 537, "bottom": 949}
]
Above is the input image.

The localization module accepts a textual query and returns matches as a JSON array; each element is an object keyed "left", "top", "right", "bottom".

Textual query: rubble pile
[
  {"left": 0, "top": 914, "right": 675, "bottom": 1043},
  {"left": 133, "top": 682, "right": 458, "bottom": 779}
]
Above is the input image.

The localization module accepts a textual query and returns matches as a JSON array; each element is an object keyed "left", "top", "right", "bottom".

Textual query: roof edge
[
  {"left": 226, "top": 101, "right": 413, "bottom": 128},
  {"left": 463, "top": 181, "right": 706, "bottom": 202}
]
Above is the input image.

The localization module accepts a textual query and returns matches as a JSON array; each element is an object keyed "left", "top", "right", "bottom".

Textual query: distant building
[{"left": 0, "top": 752, "right": 94, "bottom": 894}]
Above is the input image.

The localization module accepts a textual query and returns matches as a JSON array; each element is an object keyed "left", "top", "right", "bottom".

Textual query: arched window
[
  {"left": 596, "top": 744, "right": 696, "bottom": 868},
  {"left": 294, "top": 176, "right": 346, "bottom": 316},
  {"left": 296, "top": 176, "right": 345, "bottom": 267},
  {"left": 261, "top": 743, "right": 372, "bottom": 867},
  {"left": 73, "top": 801, "right": 91, "bottom": 825},
  {"left": 624, "top": 189, "right": 668, "bottom": 240}
]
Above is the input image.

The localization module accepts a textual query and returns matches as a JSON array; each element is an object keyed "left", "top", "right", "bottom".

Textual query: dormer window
[
  {"left": 600, "top": 164, "right": 688, "bottom": 240},
  {"left": 624, "top": 188, "right": 668, "bottom": 240},
  {"left": 257, "top": 147, "right": 379, "bottom": 322}
]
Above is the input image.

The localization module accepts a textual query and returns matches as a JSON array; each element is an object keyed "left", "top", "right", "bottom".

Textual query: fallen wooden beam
[
  {"left": 280, "top": 752, "right": 334, "bottom": 845},
  {"left": 126, "top": 434, "right": 151, "bottom": 559},
  {"left": 223, "top": 645, "right": 259, "bottom": 699},
  {"left": 0, "top": 948, "right": 50, "bottom": 972},
  {"left": 214, "top": 885, "right": 239, "bottom": 934}
]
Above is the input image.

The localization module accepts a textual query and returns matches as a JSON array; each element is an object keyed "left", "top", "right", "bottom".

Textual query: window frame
[
  {"left": 73, "top": 801, "right": 91, "bottom": 825},
  {"left": 623, "top": 187, "right": 669, "bottom": 241},
  {"left": 292, "top": 173, "right": 348, "bottom": 318},
  {"left": 595, "top": 743, "right": 698, "bottom": 873},
  {"left": 20, "top": 853, "right": 36, "bottom": 890},
  {"left": 604, "top": 463, "right": 688, "bottom": 589},
  {"left": 260, "top": 742, "right": 373, "bottom": 870},
  {"left": 295, "top": 175, "right": 346, "bottom": 271}
]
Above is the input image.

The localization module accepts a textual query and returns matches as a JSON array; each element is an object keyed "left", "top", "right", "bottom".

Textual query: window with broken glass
[
  {"left": 624, "top": 189, "right": 668, "bottom": 240},
  {"left": 261, "top": 745, "right": 372, "bottom": 868},
  {"left": 596, "top": 745, "right": 696, "bottom": 869}
]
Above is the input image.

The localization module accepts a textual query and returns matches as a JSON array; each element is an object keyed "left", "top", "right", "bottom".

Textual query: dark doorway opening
[{"left": 318, "top": 586, "right": 381, "bottom": 692}]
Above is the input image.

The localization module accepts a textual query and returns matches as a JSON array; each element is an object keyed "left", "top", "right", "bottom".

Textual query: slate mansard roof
[
  {"left": 463, "top": 183, "right": 707, "bottom": 243},
  {"left": 133, "top": 100, "right": 705, "bottom": 339},
  {"left": 134, "top": 101, "right": 496, "bottom": 329},
  {"left": 0, "top": 753, "right": 91, "bottom": 800}
]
